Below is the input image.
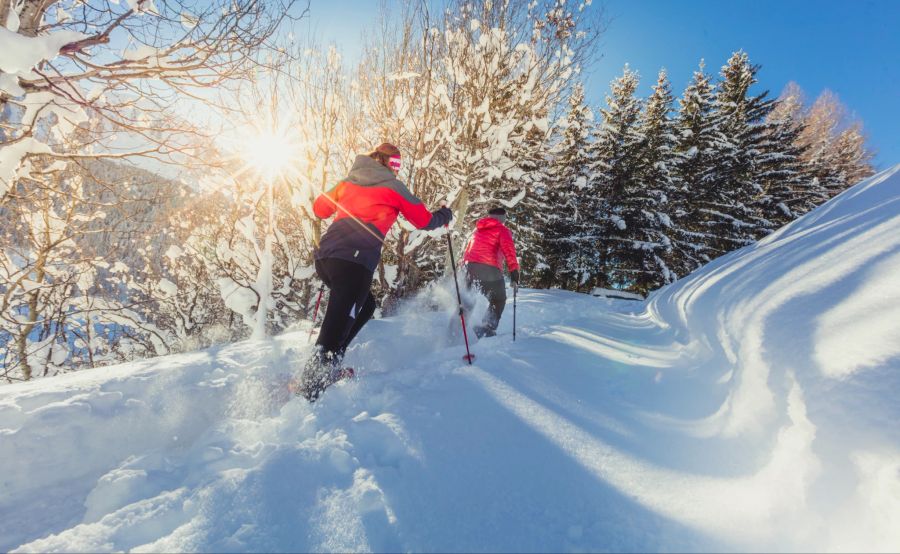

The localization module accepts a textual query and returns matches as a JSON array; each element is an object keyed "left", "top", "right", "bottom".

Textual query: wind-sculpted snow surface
[{"left": 2, "top": 166, "right": 899, "bottom": 552}]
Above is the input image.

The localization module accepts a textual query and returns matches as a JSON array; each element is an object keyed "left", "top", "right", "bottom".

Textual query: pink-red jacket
[{"left": 463, "top": 216, "right": 519, "bottom": 271}]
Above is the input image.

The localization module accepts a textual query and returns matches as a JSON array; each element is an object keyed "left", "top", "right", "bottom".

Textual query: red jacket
[
  {"left": 313, "top": 155, "right": 450, "bottom": 270},
  {"left": 463, "top": 216, "right": 519, "bottom": 272},
  {"left": 313, "top": 180, "right": 435, "bottom": 235}
]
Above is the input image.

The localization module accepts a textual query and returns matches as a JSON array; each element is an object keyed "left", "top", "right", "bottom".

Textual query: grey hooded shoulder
[{"left": 345, "top": 155, "right": 423, "bottom": 204}]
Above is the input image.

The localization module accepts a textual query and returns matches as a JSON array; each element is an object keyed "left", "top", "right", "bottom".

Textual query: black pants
[
  {"left": 465, "top": 268, "right": 507, "bottom": 334},
  {"left": 314, "top": 257, "right": 377, "bottom": 360}
]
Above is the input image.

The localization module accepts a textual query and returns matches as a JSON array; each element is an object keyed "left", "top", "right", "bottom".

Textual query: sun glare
[{"left": 241, "top": 129, "right": 297, "bottom": 182}]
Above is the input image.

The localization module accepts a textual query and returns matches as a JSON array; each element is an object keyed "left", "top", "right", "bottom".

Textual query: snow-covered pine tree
[
  {"left": 709, "top": 52, "right": 769, "bottom": 246},
  {"left": 504, "top": 121, "right": 553, "bottom": 287},
  {"left": 587, "top": 65, "right": 648, "bottom": 291},
  {"left": 667, "top": 61, "right": 731, "bottom": 276},
  {"left": 756, "top": 84, "right": 812, "bottom": 228},
  {"left": 540, "top": 82, "right": 595, "bottom": 290},
  {"left": 633, "top": 68, "right": 678, "bottom": 291}
]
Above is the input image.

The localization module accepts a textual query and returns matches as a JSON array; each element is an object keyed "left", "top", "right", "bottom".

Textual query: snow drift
[{"left": 2, "top": 166, "right": 899, "bottom": 552}]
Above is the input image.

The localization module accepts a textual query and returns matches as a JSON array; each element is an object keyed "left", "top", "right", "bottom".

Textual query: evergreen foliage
[
  {"left": 668, "top": 61, "right": 728, "bottom": 274},
  {"left": 542, "top": 54, "right": 874, "bottom": 294},
  {"left": 540, "top": 83, "right": 594, "bottom": 290},
  {"left": 633, "top": 69, "right": 678, "bottom": 291},
  {"left": 589, "top": 65, "right": 676, "bottom": 294}
]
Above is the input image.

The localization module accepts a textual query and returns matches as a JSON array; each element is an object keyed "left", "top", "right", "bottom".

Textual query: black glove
[
  {"left": 510, "top": 269, "right": 520, "bottom": 285},
  {"left": 425, "top": 206, "right": 453, "bottom": 230}
]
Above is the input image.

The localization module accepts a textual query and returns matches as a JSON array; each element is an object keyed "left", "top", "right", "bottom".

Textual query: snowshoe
[
  {"left": 291, "top": 351, "right": 355, "bottom": 402},
  {"left": 473, "top": 325, "right": 496, "bottom": 339}
]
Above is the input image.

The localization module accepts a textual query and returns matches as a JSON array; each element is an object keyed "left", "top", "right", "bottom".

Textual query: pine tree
[
  {"left": 714, "top": 52, "right": 817, "bottom": 238},
  {"left": 757, "top": 85, "right": 812, "bottom": 227},
  {"left": 634, "top": 69, "right": 678, "bottom": 291},
  {"left": 541, "top": 83, "right": 594, "bottom": 290},
  {"left": 588, "top": 65, "right": 648, "bottom": 291},
  {"left": 711, "top": 51, "right": 768, "bottom": 246},
  {"left": 506, "top": 121, "right": 553, "bottom": 286},
  {"left": 668, "top": 61, "right": 727, "bottom": 276}
]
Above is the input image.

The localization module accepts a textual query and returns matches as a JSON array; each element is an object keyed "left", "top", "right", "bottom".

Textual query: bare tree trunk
[
  {"left": 16, "top": 257, "right": 46, "bottom": 380},
  {"left": 17, "top": 0, "right": 55, "bottom": 36}
]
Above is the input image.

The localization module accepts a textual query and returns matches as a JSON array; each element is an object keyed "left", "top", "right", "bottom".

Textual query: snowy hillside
[{"left": 2, "top": 166, "right": 899, "bottom": 553}]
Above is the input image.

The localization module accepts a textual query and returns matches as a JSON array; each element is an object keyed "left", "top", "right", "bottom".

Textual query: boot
[{"left": 298, "top": 347, "right": 339, "bottom": 401}]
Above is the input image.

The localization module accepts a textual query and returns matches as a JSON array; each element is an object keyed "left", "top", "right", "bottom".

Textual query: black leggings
[
  {"left": 465, "top": 272, "right": 507, "bottom": 333},
  {"left": 314, "top": 257, "right": 377, "bottom": 359}
]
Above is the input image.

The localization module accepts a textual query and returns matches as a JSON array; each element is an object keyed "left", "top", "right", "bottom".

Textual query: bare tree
[
  {"left": 1, "top": 0, "right": 305, "bottom": 380},
  {"left": 1, "top": 0, "right": 305, "bottom": 199}
]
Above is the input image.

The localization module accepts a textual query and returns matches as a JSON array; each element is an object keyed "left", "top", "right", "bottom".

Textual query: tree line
[{"left": 529, "top": 56, "right": 875, "bottom": 294}]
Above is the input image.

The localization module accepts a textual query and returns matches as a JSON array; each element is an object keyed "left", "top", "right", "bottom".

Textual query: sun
[{"left": 241, "top": 128, "right": 298, "bottom": 183}]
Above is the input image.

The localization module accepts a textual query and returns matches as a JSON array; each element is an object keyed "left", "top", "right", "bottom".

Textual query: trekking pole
[
  {"left": 513, "top": 283, "right": 517, "bottom": 342},
  {"left": 307, "top": 284, "right": 325, "bottom": 344},
  {"left": 446, "top": 231, "right": 475, "bottom": 364}
]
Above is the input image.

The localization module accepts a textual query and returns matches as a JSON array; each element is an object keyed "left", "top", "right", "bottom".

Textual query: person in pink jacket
[{"left": 462, "top": 207, "right": 520, "bottom": 338}]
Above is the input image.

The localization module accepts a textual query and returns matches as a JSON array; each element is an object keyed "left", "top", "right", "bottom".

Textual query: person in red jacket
[
  {"left": 301, "top": 143, "right": 452, "bottom": 400},
  {"left": 462, "top": 206, "right": 520, "bottom": 338}
]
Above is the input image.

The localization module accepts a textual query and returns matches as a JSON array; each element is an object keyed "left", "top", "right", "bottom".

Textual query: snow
[
  {"left": 158, "top": 278, "right": 178, "bottom": 297},
  {"left": 0, "top": 72, "right": 23, "bottom": 96},
  {"left": 386, "top": 71, "right": 420, "bottom": 81},
  {"left": 164, "top": 245, "right": 184, "bottom": 261},
  {"left": 499, "top": 187, "right": 527, "bottom": 208},
  {"left": 121, "top": 44, "right": 159, "bottom": 62},
  {"left": 0, "top": 137, "right": 52, "bottom": 191},
  {"left": 0, "top": 28, "right": 86, "bottom": 73},
  {"left": 813, "top": 229, "right": 900, "bottom": 378},
  {"left": 216, "top": 277, "right": 258, "bottom": 329},
  {"left": 2, "top": 166, "right": 900, "bottom": 552},
  {"left": 126, "top": 0, "right": 158, "bottom": 15},
  {"left": 55, "top": 6, "right": 71, "bottom": 24},
  {"left": 5, "top": 4, "right": 19, "bottom": 32}
]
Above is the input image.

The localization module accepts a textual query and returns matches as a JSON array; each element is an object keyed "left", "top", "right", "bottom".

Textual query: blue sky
[{"left": 303, "top": 0, "right": 899, "bottom": 168}]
